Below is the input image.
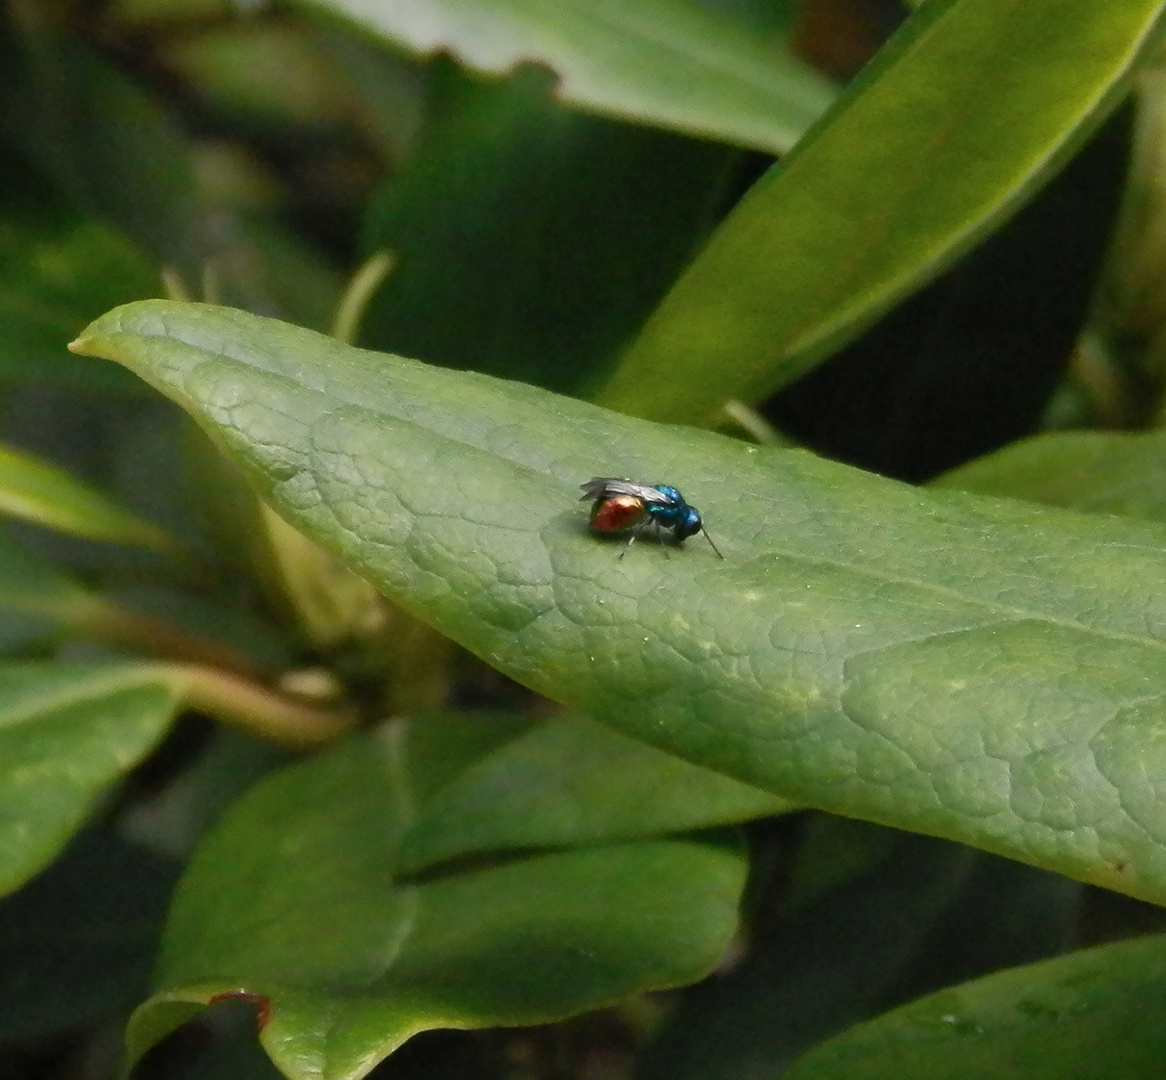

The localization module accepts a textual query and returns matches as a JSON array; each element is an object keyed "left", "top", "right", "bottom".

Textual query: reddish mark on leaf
[{"left": 207, "top": 990, "right": 272, "bottom": 1030}]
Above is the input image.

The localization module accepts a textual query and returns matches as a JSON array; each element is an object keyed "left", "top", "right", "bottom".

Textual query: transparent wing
[{"left": 579, "top": 477, "right": 672, "bottom": 504}]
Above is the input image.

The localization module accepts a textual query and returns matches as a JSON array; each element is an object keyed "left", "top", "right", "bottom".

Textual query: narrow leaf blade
[
  {"left": 0, "top": 442, "right": 174, "bottom": 548},
  {"left": 600, "top": 0, "right": 1166, "bottom": 423}
]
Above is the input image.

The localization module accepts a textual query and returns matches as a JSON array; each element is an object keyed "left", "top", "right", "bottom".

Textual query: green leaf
[
  {"left": 0, "top": 661, "right": 180, "bottom": 897},
  {"left": 0, "top": 10, "right": 199, "bottom": 273},
  {"left": 782, "top": 933, "right": 1166, "bottom": 1080},
  {"left": 360, "top": 64, "right": 739, "bottom": 394},
  {"left": 128, "top": 732, "right": 747, "bottom": 1080},
  {"left": 0, "top": 153, "right": 159, "bottom": 392},
  {"left": 0, "top": 829, "right": 178, "bottom": 1040},
  {"left": 289, "top": 0, "right": 835, "bottom": 153},
  {"left": 935, "top": 431, "right": 1166, "bottom": 523},
  {"left": 72, "top": 301, "right": 1166, "bottom": 905},
  {"left": 399, "top": 710, "right": 793, "bottom": 871},
  {"left": 0, "top": 441, "right": 174, "bottom": 548},
  {"left": 599, "top": 0, "right": 1166, "bottom": 424}
]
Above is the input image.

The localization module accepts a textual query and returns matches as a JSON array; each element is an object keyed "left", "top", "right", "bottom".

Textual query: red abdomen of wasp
[{"left": 589, "top": 494, "right": 647, "bottom": 533}]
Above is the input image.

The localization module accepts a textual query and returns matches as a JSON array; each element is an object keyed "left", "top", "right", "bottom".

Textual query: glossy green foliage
[
  {"left": 601, "top": 0, "right": 1166, "bottom": 423},
  {"left": 782, "top": 932, "right": 1166, "bottom": 1080},
  {"left": 936, "top": 430, "right": 1166, "bottom": 522},
  {"left": 290, "top": 0, "right": 834, "bottom": 153},
  {"left": 396, "top": 709, "right": 793, "bottom": 872},
  {"left": 360, "top": 65, "right": 739, "bottom": 393},
  {"left": 74, "top": 302, "right": 1166, "bottom": 905},
  {"left": 0, "top": 441, "right": 173, "bottom": 548},
  {"left": 0, "top": 661, "right": 180, "bottom": 896},
  {"left": 128, "top": 731, "right": 748, "bottom": 1080}
]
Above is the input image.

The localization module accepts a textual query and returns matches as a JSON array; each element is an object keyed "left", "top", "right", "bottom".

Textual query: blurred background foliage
[{"left": 2, "top": 0, "right": 1166, "bottom": 1078}]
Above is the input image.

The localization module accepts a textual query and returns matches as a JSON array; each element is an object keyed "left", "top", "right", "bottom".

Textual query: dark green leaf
[
  {"left": 0, "top": 12, "right": 199, "bottom": 273},
  {"left": 0, "top": 527, "right": 100, "bottom": 637},
  {"left": 0, "top": 661, "right": 180, "bottom": 896},
  {"left": 782, "top": 933, "right": 1166, "bottom": 1080},
  {"left": 360, "top": 65, "right": 739, "bottom": 393},
  {"left": 935, "top": 431, "right": 1166, "bottom": 522},
  {"left": 73, "top": 302, "right": 1166, "bottom": 905},
  {"left": 0, "top": 829, "right": 177, "bottom": 1040},
  {"left": 290, "top": 0, "right": 835, "bottom": 153},
  {"left": 399, "top": 710, "right": 793, "bottom": 871},
  {"left": 0, "top": 152, "right": 159, "bottom": 392},
  {"left": 640, "top": 831, "right": 975, "bottom": 1080},
  {"left": 128, "top": 732, "right": 747, "bottom": 1080},
  {"left": 599, "top": 0, "right": 1166, "bottom": 423}
]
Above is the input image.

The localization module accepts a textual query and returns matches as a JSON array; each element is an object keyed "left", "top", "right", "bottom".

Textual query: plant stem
[{"left": 163, "top": 663, "right": 357, "bottom": 747}]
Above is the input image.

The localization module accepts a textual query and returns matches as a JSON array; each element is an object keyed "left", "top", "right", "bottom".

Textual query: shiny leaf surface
[
  {"left": 128, "top": 732, "right": 747, "bottom": 1080},
  {"left": 600, "top": 0, "right": 1166, "bottom": 423},
  {"left": 73, "top": 302, "right": 1166, "bottom": 905},
  {"left": 0, "top": 661, "right": 180, "bottom": 896},
  {"left": 290, "top": 0, "right": 835, "bottom": 153},
  {"left": 399, "top": 710, "right": 794, "bottom": 871},
  {"left": 782, "top": 933, "right": 1166, "bottom": 1080}
]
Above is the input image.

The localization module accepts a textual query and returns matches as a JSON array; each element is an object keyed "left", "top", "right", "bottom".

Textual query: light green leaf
[
  {"left": 782, "top": 933, "right": 1166, "bottom": 1080},
  {"left": 0, "top": 661, "right": 180, "bottom": 897},
  {"left": 73, "top": 302, "right": 1166, "bottom": 905},
  {"left": 0, "top": 441, "right": 174, "bottom": 549},
  {"left": 128, "top": 732, "right": 747, "bottom": 1080},
  {"left": 600, "top": 0, "right": 1166, "bottom": 423},
  {"left": 935, "top": 431, "right": 1166, "bottom": 523},
  {"left": 289, "top": 0, "right": 835, "bottom": 153},
  {"left": 399, "top": 710, "right": 793, "bottom": 871}
]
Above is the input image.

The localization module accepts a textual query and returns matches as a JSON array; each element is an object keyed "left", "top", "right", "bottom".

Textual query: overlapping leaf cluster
[{"left": 3, "top": 2, "right": 1166, "bottom": 1079}]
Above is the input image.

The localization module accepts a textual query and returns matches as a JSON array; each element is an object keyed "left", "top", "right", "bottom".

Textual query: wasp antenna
[{"left": 702, "top": 527, "right": 725, "bottom": 559}]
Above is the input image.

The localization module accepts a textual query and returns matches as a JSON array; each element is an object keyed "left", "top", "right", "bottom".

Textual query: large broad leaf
[
  {"left": 781, "top": 932, "right": 1166, "bottom": 1080},
  {"left": 359, "top": 64, "right": 739, "bottom": 395},
  {"left": 127, "top": 732, "right": 747, "bottom": 1080},
  {"left": 935, "top": 431, "right": 1166, "bottom": 523},
  {"left": 290, "top": 0, "right": 834, "bottom": 154},
  {"left": 73, "top": 302, "right": 1166, "bottom": 905},
  {"left": 599, "top": 0, "right": 1166, "bottom": 424},
  {"left": 398, "top": 709, "right": 793, "bottom": 872},
  {"left": 0, "top": 661, "right": 180, "bottom": 897}
]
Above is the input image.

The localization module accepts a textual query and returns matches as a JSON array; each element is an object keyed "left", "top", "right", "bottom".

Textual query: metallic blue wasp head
[{"left": 675, "top": 505, "right": 703, "bottom": 541}]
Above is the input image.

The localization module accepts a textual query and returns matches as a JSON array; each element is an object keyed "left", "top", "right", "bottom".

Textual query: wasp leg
[{"left": 618, "top": 532, "right": 637, "bottom": 560}]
